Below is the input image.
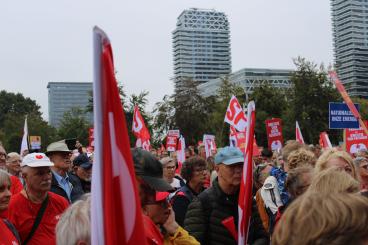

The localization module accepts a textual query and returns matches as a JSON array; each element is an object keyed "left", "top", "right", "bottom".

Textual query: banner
[
  {"left": 89, "top": 127, "right": 95, "bottom": 147},
  {"left": 345, "top": 127, "right": 368, "bottom": 154},
  {"left": 29, "top": 136, "right": 41, "bottom": 150},
  {"left": 238, "top": 101, "right": 256, "bottom": 244},
  {"left": 329, "top": 102, "right": 360, "bottom": 129},
  {"left": 295, "top": 121, "right": 304, "bottom": 144},
  {"left": 224, "top": 95, "right": 247, "bottom": 132},
  {"left": 203, "top": 134, "right": 216, "bottom": 158},
  {"left": 92, "top": 26, "right": 146, "bottom": 245},
  {"left": 166, "top": 130, "right": 180, "bottom": 152},
  {"left": 319, "top": 132, "right": 332, "bottom": 149},
  {"left": 265, "top": 118, "right": 283, "bottom": 151}
]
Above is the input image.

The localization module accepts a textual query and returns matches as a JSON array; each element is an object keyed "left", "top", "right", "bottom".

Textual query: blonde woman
[{"left": 272, "top": 192, "right": 368, "bottom": 245}]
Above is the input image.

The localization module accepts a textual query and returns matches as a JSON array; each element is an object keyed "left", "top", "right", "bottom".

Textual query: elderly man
[
  {"left": 7, "top": 153, "right": 69, "bottom": 245},
  {"left": 6, "top": 152, "right": 22, "bottom": 177},
  {"left": 184, "top": 146, "right": 269, "bottom": 245},
  {"left": 46, "top": 140, "right": 84, "bottom": 203},
  {"left": 72, "top": 154, "right": 92, "bottom": 193},
  {"left": 0, "top": 144, "right": 7, "bottom": 170}
]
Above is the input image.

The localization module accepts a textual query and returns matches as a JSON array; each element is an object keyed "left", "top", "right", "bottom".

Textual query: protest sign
[
  {"left": 166, "top": 130, "right": 180, "bottom": 152},
  {"left": 345, "top": 127, "right": 368, "bottom": 154},
  {"left": 29, "top": 136, "right": 41, "bottom": 150},
  {"left": 265, "top": 118, "right": 283, "bottom": 151},
  {"left": 329, "top": 102, "right": 360, "bottom": 129},
  {"left": 203, "top": 134, "right": 216, "bottom": 158}
]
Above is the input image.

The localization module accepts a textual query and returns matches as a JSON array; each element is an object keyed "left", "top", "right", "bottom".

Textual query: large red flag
[
  {"left": 238, "top": 101, "right": 256, "bottom": 244},
  {"left": 296, "top": 121, "right": 305, "bottom": 144},
  {"left": 132, "top": 105, "right": 151, "bottom": 150},
  {"left": 92, "top": 26, "right": 146, "bottom": 245},
  {"left": 224, "top": 95, "right": 247, "bottom": 132}
]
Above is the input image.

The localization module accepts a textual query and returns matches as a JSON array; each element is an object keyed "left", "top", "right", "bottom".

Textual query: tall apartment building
[
  {"left": 47, "top": 82, "right": 93, "bottom": 128},
  {"left": 331, "top": 0, "right": 368, "bottom": 97},
  {"left": 173, "top": 8, "right": 231, "bottom": 89}
]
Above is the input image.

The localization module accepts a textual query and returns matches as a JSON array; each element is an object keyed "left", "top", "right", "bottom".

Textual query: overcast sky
[{"left": 1, "top": 0, "right": 333, "bottom": 121}]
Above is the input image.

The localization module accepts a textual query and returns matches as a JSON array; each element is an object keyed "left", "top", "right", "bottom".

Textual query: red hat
[{"left": 155, "top": 192, "right": 170, "bottom": 202}]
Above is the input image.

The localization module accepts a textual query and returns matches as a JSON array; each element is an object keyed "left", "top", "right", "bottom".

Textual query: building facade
[
  {"left": 331, "top": 0, "right": 368, "bottom": 97},
  {"left": 198, "top": 68, "right": 293, "bottom": 98},
  {"left": 173, "top": 8, "right": 231, "bottom": 89},
  {"left": 47, "top": 82, "right": 93, "bottom": 128}
]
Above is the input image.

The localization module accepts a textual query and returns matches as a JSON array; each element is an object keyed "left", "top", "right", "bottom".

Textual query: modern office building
[
  {"left": 47, "top": 82, "right": 93, "bottom": 128},
  {"left": 331, "top": 0, "right": 368, "bottom": 97},
  {"left": 173, "top": 8, "right": 231, "bottom": 90},
  {"left": 198, "top": 68, "right": 293, "bottom": 98}
]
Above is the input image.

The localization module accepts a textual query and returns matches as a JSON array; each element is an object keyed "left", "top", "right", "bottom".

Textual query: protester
[
  {"left": 170, "top": 156, "right": 207, "bottom": 226},
  {"left": 161, "top": 157, "right": 182, "bottom": 189},
  {"left": 72, "top": 153, "right": 92, "bottom": 193},
  {"left": 307, "top": 167, "right": 360, "bottom": 194},
  {"left": 46, "top": 140, "right": 84, "bottom": 203},
  {"left": 286, "top": 148, "right": 316, "bottom": 169},
  {"left": 272, "top": 192, "right": 368, "bottom": 245},
  {"left": 260, "top": 148, "right": 273, "bottom": 165},
  {"left": 0, "top": 146, "right": 23, "bottom": 194},
  {"left": 353, "top": 157, "right": 368, "bottom": 191},
  {"left": 132, "top": 148, "right": 199, "bottom": 245},
  {"left": 7, "top": 153, "right": 69, "bottom": 245},
  {"left": 6, "top": 152, "right": 22, "bottom": 177},
  {"left": 0, "top": 144, "right": 7, "bottom": 170},
  {"left": 206, "top": 156, "right": 217, "bottom": 186},
  {"left": 184, "top": 146, "right": 269, "bottom": 245},
  {"left": 56, "top": 194, "right": 91, "bottom": 245},
  {"left": 0, "top": 169, "right": 21, "bottom": 244},
  {"left": 315, "top": 148, "right": 358, "bottom": 180}
]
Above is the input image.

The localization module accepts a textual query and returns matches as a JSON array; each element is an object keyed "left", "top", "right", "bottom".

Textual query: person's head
[
  {"left": 198, "top": 145, "right": 206, "bottom": 159},
  {"left": 286, "top": 148, "right": 316, "bottom": 170},
  {"left": 181, "top": 156, "right": 207, "bottom": 186},
  {"left": 46, "top": 140, "right": 72, "bottom": 172},
  {"left": 0, "top": 169, "right": 11, "bottom": 212},
  {"left": 0, "top": 144, "right": 7, "bottom": 169},
  {"left": 21, "top": 153, "right": 54, "bottom": 194},
  {"left": 73, "top": 154, "right": 92, "bottom": 182},
  {"left": 285, "top": 166, "right": 314, "bottom": 199},
  {"left": 56, "top": 194, "right": 91, "bottom": 245},
  {"left": 160, "top": 157, "right": 176, "bottom": 182},
  {"left": 261, "top": 148, "right": 273, "bottom": 162},
  {"left": 307, "top": 167, "right": 360, "bottom": 194},
  {"left": 315, "top": 149, "right": 358, "bottom": 180},
  {"left": 6, "top": 152, "right": 22, "bottom": 176},
  {"left": 354, "top": 157, "right": 368, "bottom": 180},
  {"left": 253, "top": 164, "right": 272, "bottom": 190},
  {"left": 281, "top": 140, "right": 303, "bottom": 163},
  {"left": 272, "top": 192, "right": 368, "bottom": 245},
  {"left": 214, "top": 147, "right": 244, "bottom": 193},
  {"left": 132, "top": 148, "right": 173, "bottom": 224}
]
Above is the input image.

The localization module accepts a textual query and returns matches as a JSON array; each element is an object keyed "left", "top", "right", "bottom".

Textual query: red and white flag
[
  {"left": 224, "top": 95, "right": 247, "bottom": 132},
  {"left": 176, "top": 135, "right": 186, "bottom": 174},
  {"left": 132, "top": 105, "right": 150, "bottom": 150},
  {"left": 203, "top": 134, "right": 216, "bottom": 158},
  {"left": 20, "top": 116, "right": 28, "bottom": 156},
  {"left": 295, "top": 121, "right": 304, "bottom": 144},
  {"left": 319, "top": 132, "right": 332, "bottom": 149},
  {"left": 238, "top": 101, "right": 256, "bottom": 245},
  {"left": 92, "top": 26, "right": 146, "bottom": 245}
]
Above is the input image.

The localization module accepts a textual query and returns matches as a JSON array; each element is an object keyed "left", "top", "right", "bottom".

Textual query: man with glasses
[
  {"left": 184, "top": 146, "right": 269, "bottom": 245},
  {"left": 46, "top": 140, "right": 84, "bottom": 203}
]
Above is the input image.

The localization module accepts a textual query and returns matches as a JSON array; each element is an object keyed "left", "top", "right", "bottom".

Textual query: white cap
[{"left": 21, "top": 153, "right": 54, "bottom": 167}]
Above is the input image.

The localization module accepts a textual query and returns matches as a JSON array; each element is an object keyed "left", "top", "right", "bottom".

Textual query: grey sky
[{"left": 1, "top": 0, "right": 332, "bottom": 121}]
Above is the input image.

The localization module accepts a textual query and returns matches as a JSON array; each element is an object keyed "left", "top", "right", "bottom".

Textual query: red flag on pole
[
  {"left": 319, "top": 132, "right": 332, "bottom": 149},
  {"left": 132, "top": 105, "right": 151, "bottom": 150},
  {"left": 224, "top": 95, "right": 247, "bottom": 132},
  {"left": 176, "top": 135, "right": 186, "bottom": 174},
  {"left": 238, "top": 101, "right": 256, "bottom": 244},
  {"left": 296, "top": 121, "right": 305, "bottom": 144},
  {"left": 92, "top": 26, "right": 146, "bottom": 245}
]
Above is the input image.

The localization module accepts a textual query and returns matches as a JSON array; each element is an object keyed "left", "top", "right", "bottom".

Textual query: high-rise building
[
  {"left": 47, "top": 82, "right": 93, "bottom": 128},
  {"left": 331, "top": 0, "right": 368, "bottom": 97},
  {"left": 173, "top": 8, "right": 231, "bottom": 89}
]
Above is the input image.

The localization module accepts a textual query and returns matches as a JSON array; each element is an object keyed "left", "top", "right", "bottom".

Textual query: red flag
[
  {"left": 238, "top": 101, "right": 256, "bottom": 244},
  {"left": 319, "top": 132, "right": 332, "bottom": 149},
  {"left": 224, "top": 95, "right": 247, "bottom": 132},
  {"left": 92, "top": 26, "right": 146, "bottom": 245},
  {"left": 176, "top": 135, "right": 185, "bottom": 174},
  {"left": 132, "top": 105, "right": 150, "bottom": 149},
  {"left": 296, "top": 121, "right": 304, "bottom": 144}
]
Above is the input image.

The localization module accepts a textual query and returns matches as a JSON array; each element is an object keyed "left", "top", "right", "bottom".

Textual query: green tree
[
  {"left": 57, "top": 107, "right": 92, "bottom": 146},
  {"left": 152, "top": 95, "right": 176, "bottom": 143}
]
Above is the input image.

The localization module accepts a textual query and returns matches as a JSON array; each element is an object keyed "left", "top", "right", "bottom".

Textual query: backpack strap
[
  {"left": 3, "top": 219, "right": 21, "bottom": 244},
  {"left": 23, "top": 194, "right": 49, "bottom": 245}
]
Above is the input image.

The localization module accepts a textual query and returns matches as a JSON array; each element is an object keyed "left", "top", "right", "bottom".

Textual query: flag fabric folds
[
  {"left": 224, "top": 95, "right": 247, "bottom": 132},
  {"left": 295, "top": 121, "right": 304, "bottom": 144},
  {"left": 132, "top": 105, "right": 151, "bottom": 150},
  {"left": 238, "top": 101, "right": 256, "bottom": 245},
  {"left": 176, "top": 135, "right": 186, "bottom": 174},
  {"left": 319, "top": 132, "right": 332, "bottom": 149},
  {"left": 91, "top": 26, "right": 146, "bottom": 245},
  {"left": 20, "top": 116, "right": 28, "bottom": 155}
]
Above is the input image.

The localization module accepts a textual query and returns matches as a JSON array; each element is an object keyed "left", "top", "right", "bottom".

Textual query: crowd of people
[{"left": 1, "top": 138, "right": 368, "bottom": 245}]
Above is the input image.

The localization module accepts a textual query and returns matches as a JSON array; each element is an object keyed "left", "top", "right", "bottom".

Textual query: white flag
[{"left": 20, "top": 117, "right": 28, "bottom": 155}]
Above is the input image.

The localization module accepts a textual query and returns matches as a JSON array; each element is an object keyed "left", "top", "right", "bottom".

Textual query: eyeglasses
[
  {"left": 194, "top": 167, "right": 206, "bottom": 173},
  {"left": 0, "top": 153, "right": 6, "bottom": 158}
]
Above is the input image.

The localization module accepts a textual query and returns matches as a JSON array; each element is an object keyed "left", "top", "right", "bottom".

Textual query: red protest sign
[
  {"left": 166, "top": 130, "right": 180, "bottom": 152},
  {"left": 265, "top": 118, "right": 283, "bottom": 151},
  {"left": 345, "top": 128, "right": 368, "bottom": 154}
]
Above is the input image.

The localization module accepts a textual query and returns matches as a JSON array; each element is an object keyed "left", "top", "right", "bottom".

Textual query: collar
[{"left": 52, "top": 170, "right": 69, "bottom": 183}]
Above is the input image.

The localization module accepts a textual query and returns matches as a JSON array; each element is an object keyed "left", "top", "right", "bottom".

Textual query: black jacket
[
  {"left": 51, "top": 172, "right": 84, "bottom": 203},
  {"left": 184, "top": 178, "right": 269, "bottom": 245}
]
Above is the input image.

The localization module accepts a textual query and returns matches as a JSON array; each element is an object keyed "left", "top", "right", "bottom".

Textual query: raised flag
[
  {"left": 20, "top": 116, "right": 28, "bottom": 156},
  {"left": 319, "top": 132, "right": 332, "bottom": 149},
  {"left": 224, "top": 95, "right": 247, "bottom": 132},
  {"left": 176, "top": 135, "right": 186, "bottom": 174},
  {"left": 238, "top": 101, "right": 256, "bottom": 245},
  {"left": 329, "top": 71, "right": 368, "bottom": 135},
  {"left": 132, "top": 105, "right": 150, "bottom": 149},
  {"left": 92, "top": 26, "right": 146, "bottom": 245},
  {"left": 296, "top": 121, "right": 304, "bottom": 144}
]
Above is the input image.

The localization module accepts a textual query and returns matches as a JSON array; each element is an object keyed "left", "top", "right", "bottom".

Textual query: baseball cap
[
  {"left": 73, "top": 154, "right": 92, "bottom": 169},
  {"left": 132, "top": 148, "right": 173, "bottom": 192},
  {"left": 21, "top": 153, "right": 54, "bottom": 167},
  {"left": 45, "top": 140, "right": 71, "bottom": 155},
  {"left": 156, "top": 192, "right": 170, "bottom": 202},
  {"left": 214, "top": 146, "right": 244, "bottom": 165}
]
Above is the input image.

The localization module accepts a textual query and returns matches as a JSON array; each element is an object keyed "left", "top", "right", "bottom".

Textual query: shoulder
[
  {"left": 48, "top": 192, "right": 69, "bottom": 209},
  {"left": 8, "top": 193, "right": 25, "bottom": 207}
]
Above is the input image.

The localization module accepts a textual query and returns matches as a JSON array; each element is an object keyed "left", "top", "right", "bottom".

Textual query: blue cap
[{"left": 214, "top": 146, "right": 244, "bottom": 165}]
